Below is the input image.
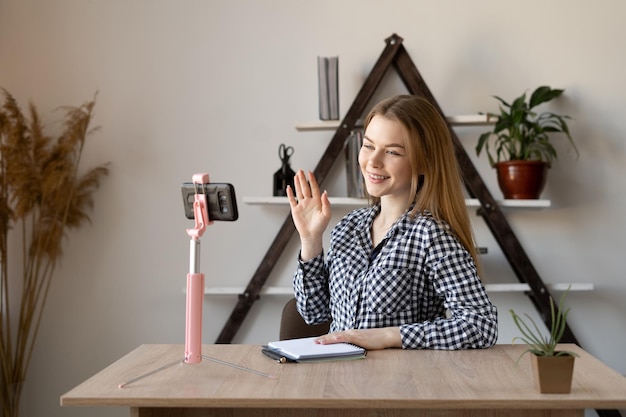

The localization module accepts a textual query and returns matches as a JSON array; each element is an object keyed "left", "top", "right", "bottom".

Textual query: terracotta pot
[
  {"left": 530, "top": 354, "right": 575, "bottom": 394},
  {"left": 495, "top": 160, "right": 548, "bottom": 199}
]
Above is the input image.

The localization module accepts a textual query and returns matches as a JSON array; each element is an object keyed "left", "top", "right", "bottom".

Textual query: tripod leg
[
  {"left": 118, "top": 358, "right": 182, "bottom": 388},
  {"left": 202, "top": 355, "right": 275, "bottom": 379}
]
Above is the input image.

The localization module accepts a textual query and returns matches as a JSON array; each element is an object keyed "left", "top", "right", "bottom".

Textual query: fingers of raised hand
[
  {"left": 307, "top": 171, "right": 322, "bottom": 199},
  {"left": 295, "top": 170, "right": 322, "bottom": 201},
  {"left": 294, "top": 170, "right": 309, "bottom": 200}
]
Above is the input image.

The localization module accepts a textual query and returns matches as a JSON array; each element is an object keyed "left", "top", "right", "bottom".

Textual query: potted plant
[
  {"left": 475, "top": 86, "right": 578, "bottom": 199},
  {"left": 0, "top": 89, "right": 109, "bottom": 417},
  {"left": 509, "top": 287, "right": 578, "bottom": 393}
]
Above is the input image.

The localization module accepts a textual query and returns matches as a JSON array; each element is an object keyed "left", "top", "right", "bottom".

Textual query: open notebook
[{"left": 264, "top": 336, "right": 366, "bottom": 363}]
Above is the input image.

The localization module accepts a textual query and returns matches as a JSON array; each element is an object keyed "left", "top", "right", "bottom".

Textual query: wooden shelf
[
  {"left": 295, "top": 120, "right": 348, "bottom": 131},
  {"left": 243, "top": 196, "right": 551, "bottom": 208},
  {"left": 243, "top": 196, "right": 366, "bottom": 206},
  {"left": 201, "top": 283, "right": 593, "bottom": 296},
  {"left": 466, "top": 198, "right": 551, "bottom": 208},
  {"left": 295, "top": 114, "right": 496, "bottom": 131}
]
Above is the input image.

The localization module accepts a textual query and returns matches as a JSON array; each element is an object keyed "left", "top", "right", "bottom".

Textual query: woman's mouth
[{"left": 368, "top": 173, "right": 389, "bottom": 183}]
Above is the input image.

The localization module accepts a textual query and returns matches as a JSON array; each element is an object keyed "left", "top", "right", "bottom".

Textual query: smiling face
[{"left": 359, "top": 115, "right": 413, "bottom": 204}]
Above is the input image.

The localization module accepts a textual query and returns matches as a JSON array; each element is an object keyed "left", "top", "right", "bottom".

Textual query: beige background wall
[{"left": 1, "top": 1, "right": 624, "bottom": 416}]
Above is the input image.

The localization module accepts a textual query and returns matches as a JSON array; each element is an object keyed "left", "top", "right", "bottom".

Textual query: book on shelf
[
  {"left": 317, "top": 56, "right": 339, "bottom": 120},
  {"left": 263, "top": 336, "right": 366, "bottom": 363},
  {"left": 345, "top": 129, "right": 366, "bottom": 198}
]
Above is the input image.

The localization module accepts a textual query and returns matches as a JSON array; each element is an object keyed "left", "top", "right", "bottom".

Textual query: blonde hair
[{"left": 364, "top": 95, "right": 481, "bottom": 274}]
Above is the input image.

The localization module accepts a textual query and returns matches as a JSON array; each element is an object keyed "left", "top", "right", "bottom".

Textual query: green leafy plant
[
  {"left": 509, "top": 287, "right": 579, "bottom": 360},
  {"left": 476, "top": 86, "right": 578, "bottom": 166},
  {"left": 0, "top": 89, "right": 109, "bottom": 417}
]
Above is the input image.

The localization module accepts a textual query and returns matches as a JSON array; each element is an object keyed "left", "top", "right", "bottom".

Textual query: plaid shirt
[{"left": 293, "top": 204, "right": 498, "bottom": 350}]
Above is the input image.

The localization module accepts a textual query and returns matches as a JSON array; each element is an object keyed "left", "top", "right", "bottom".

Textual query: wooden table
[{"left": 61, "top": 344, "right": 626, "bottom": 417}]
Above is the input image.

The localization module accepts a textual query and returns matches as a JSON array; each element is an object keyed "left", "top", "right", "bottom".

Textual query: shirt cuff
[{"left": 297, "top": 250, "right": 324, "bottom": 267}]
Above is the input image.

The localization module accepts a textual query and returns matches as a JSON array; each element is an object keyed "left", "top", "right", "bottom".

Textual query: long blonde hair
[{"left": 364, "top": 95, "right": 481, "bottom": 274}]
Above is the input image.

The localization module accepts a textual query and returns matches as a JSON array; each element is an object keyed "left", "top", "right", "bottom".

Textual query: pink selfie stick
[
  {"left": 118, "top": 173, "right": 273, "bottom": 388},
  {"left": 184, "top": 173, "right": 210, "bottom": 364}
]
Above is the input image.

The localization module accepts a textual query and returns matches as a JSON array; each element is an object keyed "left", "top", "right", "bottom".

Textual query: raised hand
[{"left": 286, "top": 170, "right": 331, "bottom": 261}]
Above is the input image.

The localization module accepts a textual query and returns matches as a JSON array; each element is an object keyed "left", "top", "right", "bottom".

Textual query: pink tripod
[{"left": 119, "top": 173, "right": 271, "bottom": 388}]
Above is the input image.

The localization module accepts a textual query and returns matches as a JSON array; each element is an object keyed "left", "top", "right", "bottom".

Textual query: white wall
[{"left": 1, "top": 1, "right": 624, "bottom": 416}]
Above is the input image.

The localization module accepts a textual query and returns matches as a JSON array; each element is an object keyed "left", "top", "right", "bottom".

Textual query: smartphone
[{"left": 181, "top": 182, "right": 238, "bottom": 221}]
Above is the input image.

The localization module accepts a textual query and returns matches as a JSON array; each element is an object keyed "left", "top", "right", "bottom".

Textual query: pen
[{"left": 261, "top": 346, "right": 294, "bottom": 363}]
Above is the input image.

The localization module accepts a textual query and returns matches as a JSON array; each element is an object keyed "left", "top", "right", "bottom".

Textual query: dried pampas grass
[{"left": 0, "top": 89, "right": 109, "bottom": 417}]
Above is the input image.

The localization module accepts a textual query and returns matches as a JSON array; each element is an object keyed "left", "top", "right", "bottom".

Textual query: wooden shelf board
[
  {"left": 295, "top": 120, "right": 346, "bottom": 131},
  {"left": 200, "top": 283, "right": 593, "bottom": 296},
  {"left": 243, "top": 196, "right": 551, "bottom": 208},
  {"left": 295, "top": 114, "right": 495, "bottom": 131},
  {"left": 465, "top": 198, "right": 551, "bottom": 208}
]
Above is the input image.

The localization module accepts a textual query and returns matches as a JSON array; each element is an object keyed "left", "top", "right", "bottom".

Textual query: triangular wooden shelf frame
[
  {"left": 216, "top": 33, "right": 576, "bottom": 346},
  {"left": 215, "top": 36, "right": 623, "bottom": 417}
]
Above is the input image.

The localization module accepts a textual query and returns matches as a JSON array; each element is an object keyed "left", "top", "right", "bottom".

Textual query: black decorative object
[{"left": 273, "top": 144, "right": 295, "bottom": 196}]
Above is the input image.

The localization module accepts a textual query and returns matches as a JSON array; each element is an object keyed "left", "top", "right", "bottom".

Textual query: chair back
[{"left": 279, "top": 298, "right": 331, "bottom": 340}]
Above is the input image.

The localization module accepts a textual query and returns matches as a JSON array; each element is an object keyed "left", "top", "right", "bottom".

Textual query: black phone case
[{"left": 181, "top": 182, "right": 238, "bottom": 221}]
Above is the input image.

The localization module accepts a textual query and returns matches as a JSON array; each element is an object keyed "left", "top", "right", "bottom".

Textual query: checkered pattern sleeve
[{"left": 293, "top": 251, "right": 333, "bottom": 325}]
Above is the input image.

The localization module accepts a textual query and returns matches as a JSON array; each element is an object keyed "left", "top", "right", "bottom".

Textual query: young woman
[{"left": 286, "top": 95, "right": 498, "bottom": 350}]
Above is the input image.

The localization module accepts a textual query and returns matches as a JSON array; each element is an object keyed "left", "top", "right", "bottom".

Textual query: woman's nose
[{"left": 368, "top": 150, "right": 383, "bottom": 168}]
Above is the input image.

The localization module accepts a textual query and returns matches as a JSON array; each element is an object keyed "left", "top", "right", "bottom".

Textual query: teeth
[{"left": 370, "top": 174, "right": 388, "bottom": 180}]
